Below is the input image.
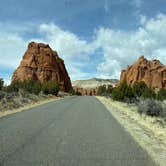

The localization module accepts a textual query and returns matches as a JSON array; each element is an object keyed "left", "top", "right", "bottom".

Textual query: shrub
[
  {"left": 5, "top": 80, "right": 42, "bottom": 95},
  {"left": 107, "top": 85, "right": 113, "bottom": 94},
  {"left": 22, "top": 80, "right": 42, "bottom": 95},
  {"left": 6, "top": 80, "right": 60, "bottom": 96},
  {"left": 97, "top": 85, "right": 113, "bottom": 96},
  {"left": 112, "top": 82, "right": 135, "bottom": 102},
  {"left": 97, "top": 85, "right": 107, "bottom": 95},
  {"left": 75, "top": 91, "right": 82, "bottom": 96},
  {"left": 69, "top": 89, "right": 82, "bottom": 96},
  {"left": 42, "top": 81, "right": 59, "bottom": 95},
  {"left": 133, "top": 81, "right": 148, "bottom": 97},
  {"left": 0, "top": 78, "right": 4, "bottom": 90},
  {"left": 157, "top": 88, "right": 166, "bottom": 101},
  {"left": 137, "top": 99, "right": 163, "bottom": 117},
  {"left": 5, "top": 81, "right": 22, "bottom": 92},
  {"left": 142, "top": 87, "right": 156, "bottom": 99},
  {"left": 69, "top": 89, "right": 76, "bottom": 95},
  {"left": 112, "top": 88, "right": 124, "bottom": 101}
]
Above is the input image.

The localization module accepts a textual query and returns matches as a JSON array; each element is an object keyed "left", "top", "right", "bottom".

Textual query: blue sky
[{"left": 0, "top": 0, "right": 166, "bottom": 84}]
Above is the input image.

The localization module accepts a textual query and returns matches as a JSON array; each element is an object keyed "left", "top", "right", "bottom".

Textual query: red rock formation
[
  {"left": 73, "top": 87, "right": 98, "bottom": 96},
  {"left": 120, "top": 56, "right": 166, "bottom": 89},
  {"left": 12, "top": 42, "right": 72, "bottom": 92}
]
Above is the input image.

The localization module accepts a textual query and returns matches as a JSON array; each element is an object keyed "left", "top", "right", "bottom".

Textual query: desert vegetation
[
  {"left": 5, "top": 80, "right": 60, "bottom": 95},
  {"left": 0, "top": 78, "right": 60, "bottom": 112},
  {"left": 97, "top": 85, "right": 113, "bottom": 96},
  {"left": 69, "top": 89, "right": 82, "bottom": 96},
  {"left": 98, "top": 81, "right": 166, "bottom": 118}
]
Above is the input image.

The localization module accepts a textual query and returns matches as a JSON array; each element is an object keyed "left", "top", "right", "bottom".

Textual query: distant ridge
[{"left": 72, "top": 78, "right": 118, "bottom": 88}]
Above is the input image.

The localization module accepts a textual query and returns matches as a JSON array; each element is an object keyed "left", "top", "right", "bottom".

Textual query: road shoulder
[
  {"left": 0, "top": 97, "right": 62, "bottom": 118},
  {"left": 96, "top": 96, "right": 166, "bottom": 166}
]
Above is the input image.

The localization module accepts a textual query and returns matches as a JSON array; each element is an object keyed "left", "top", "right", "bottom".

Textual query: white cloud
[
  {"left": 1, "top": 13, "right": 166, "bottom": 83},
  {"left": 0, "top": 32, "right": 27, "bottom": 68},
  {"left": 0, "top": 23, "right": 97, "bottom": 83},
  {"left": 139, "top": 15, "right": 147, "bottom": 25},
  {"left": 94, "top": 13, "right": 166, "bottom": 79},
  {"left": 38, "top": 23, "right": 95, "bottom": 60}
]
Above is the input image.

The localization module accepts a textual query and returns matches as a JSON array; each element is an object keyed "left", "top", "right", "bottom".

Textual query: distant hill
[{"left": 72, "top": 78, "right": 119, "bottom": 88}]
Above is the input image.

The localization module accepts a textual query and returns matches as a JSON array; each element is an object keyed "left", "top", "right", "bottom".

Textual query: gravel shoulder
[{"left": 96, "top": 96, "right": 166, "bottom": 166}]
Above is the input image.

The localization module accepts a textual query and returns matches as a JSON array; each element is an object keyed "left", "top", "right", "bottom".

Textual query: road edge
[{"left": 96, "top": 96, "right": 166, "bottom": 166}]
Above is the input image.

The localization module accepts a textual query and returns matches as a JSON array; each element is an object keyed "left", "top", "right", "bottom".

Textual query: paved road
[{"left": 0, "top": 96, "right": 155, "bottom": 166}]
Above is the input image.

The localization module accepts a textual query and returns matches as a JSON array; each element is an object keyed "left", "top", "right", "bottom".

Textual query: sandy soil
[{"left": 97, "top": 96, "right": 166, "bottom": 166}]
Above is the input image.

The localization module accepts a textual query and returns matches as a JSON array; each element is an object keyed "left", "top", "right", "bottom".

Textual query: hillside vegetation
[
  {"left": 0, "top": 79, "right": 60, "bottom": 112},
  {"left": 98, "top": 81, "right": 166, "bottom": 118}
]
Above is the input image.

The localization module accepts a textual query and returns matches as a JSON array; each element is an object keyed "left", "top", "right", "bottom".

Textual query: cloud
[
  {"left": 94, "top": 13, "right": 166, "bottom": 79},
  {"left": 38, "top": 23, "right": 95, "bottom": 60},
  {"left": 0, "top": 23, "right": 97, "bottom": 83},
  {"left": 37, "top": 23, "right": 97, "bottom": 80},
  {"left": 0, "top": 32, "right": 27, "bottom": 68},
  {"left": 1, "top": 13, "right": 166, "bottom": 83}
]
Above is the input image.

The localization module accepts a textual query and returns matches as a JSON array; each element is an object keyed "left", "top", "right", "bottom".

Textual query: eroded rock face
[
  {"left": 120, "top": 56, "right": 166, "bottom": 89},
  {"left": 73, "top": 87, "right": 98, "bottom": 96},
  {"left": 12, "top": 42, "right": 72, "bottom": 92}
]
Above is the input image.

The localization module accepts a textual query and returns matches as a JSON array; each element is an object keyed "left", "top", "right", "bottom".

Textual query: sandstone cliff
[
  {"left": 12, "top": 42, "right": 72, "bottom": 92},
  {"left": 120, "top": 56, "right": 166, "bottom": 89}
]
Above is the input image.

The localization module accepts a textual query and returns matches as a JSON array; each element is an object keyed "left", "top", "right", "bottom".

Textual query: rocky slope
[
  {"left": 120, "top": 56, "right": 166, "bottom": 89},
  {"left": 12, "top": 42, "right": 72, "bottom": 92},
  {"left": 72, "top": 78, "right": 118, "bottom": 95}
]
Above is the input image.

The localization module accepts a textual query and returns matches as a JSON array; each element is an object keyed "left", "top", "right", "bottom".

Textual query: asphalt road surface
[{"left": 0, "top": 96, "right": 155, "bottom": 166}]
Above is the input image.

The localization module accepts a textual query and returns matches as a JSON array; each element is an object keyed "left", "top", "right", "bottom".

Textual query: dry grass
[
  {"left": 0, "top": 97, "right": 61, "bottom": 118},
  {"left": 97, "top": 96, "right": 166, "bottom": 166}
]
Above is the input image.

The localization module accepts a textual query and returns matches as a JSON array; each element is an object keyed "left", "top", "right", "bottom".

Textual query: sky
[{"left": 0, "top": 0, "right": 166, "bottom": 84}]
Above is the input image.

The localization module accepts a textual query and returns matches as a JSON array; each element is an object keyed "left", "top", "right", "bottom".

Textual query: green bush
[
  {"left": 0, "top": 78, "right": 4, "bottom": 90},
  {"left": 69, "top": 89, "right": 76, "bottom": 95},
  {"left": 133, "top": 81, "right": 148, "bottom": 97},
  {"left": 112, "top": 82, "right": 135, "bottom": 102},
  {"left": 97, "top": 85, "right": 107, "bottom": 95},
  {"left": 142, "top": 87, "right": 156, "bottom": 99},
  {"left": 157, "top": 88, "right": 166, "bottom": 101},
  {"left": 112, "top": 88, "right": 124, "bottom": 101},
  {"left": 6, "top": 80, "right": 60, "bottom": 96},
  {"left": 97, "top": 85, "right": 113, "bottom": 96},
  {"left": 22, "top": 80, "right": 42, "bottom": 95},
  {"left": 107, "top": 85, "right": 113, "bottom": 94},
  {"left": 69, "top": 89, "right": 82, "bottom": 96},
  {"left": 42, "top": 81, "right": 59, "bottom": 95},
  {"left": 6, "top": 81, "right": 22, "bottom": 92},
  {"left": 5, "top": 80, "right": 42, "bottom": 95}
]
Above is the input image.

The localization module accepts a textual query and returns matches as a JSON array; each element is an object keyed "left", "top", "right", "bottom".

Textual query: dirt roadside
[
  {"left": 97, "top": 96, "right": 166, "bottom": 166},
  {"left": 0, "top": 97, "right": 62, "bottom": 118}
]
